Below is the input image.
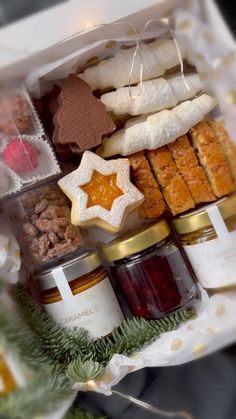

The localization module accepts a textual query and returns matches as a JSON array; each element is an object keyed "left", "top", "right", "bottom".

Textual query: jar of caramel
[
  {"left": 35, "top": 250, "right": 124, "bottom": 338},
  {"left": 173, "top": 193, "right": 236, "bottom": 289},
  {"left": 102, "top": 219, "right": 198, "bottom": 319}
]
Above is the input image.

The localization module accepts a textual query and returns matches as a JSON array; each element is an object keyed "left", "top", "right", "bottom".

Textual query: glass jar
[
  {"left": 0, "top": 355, "right": 17, "bottom": 396},
  {"left": 4, "top": 179, "right": 83, "bottom": 271},
  {"left": 35, "top": 249, "right": 124, "bottom": 338},
  {"left": 102, "top": 219, "right": 198, "bottom": 319},
  {"left": 173, "top": 193, "right": 236, "bottom": 289}
]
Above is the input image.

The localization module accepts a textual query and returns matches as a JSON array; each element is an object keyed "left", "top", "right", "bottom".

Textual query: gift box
[
  {"left": 0, "top": 1, "right": 236, "bottom": 418},
  {"left": 0, "top": 85, "right": 60, "bottom": 199}
]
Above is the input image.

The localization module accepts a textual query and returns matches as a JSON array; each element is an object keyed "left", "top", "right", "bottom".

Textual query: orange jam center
[{"left": 81, "top": 170, "right": 123, "bottom": 211}]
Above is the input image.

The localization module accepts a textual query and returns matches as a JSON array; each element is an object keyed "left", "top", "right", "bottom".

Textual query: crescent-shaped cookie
[
  {"left": 79, "top": 39, "right": 185, "bottom": 90},
  {"left": 101, "top": 74, "right": 202, "bottom": 116},
  {"left": 98, "top": 94, "right": 217, "bottom": 158}
]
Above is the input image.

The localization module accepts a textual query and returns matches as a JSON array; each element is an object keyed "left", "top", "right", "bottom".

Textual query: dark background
[
  {"left": 0, "top": 0, "right": 65, "bottom": 26},
  {"left": 216, "top": 0, "right": 236, "bottom": 36},
  {"left": 0, "top": 1, "right": 236, "bottom": 418}
]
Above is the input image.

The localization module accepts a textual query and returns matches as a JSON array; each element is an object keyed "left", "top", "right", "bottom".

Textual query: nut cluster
[{"left": 19, "top": 187, "right": 82, "bottom": 265}]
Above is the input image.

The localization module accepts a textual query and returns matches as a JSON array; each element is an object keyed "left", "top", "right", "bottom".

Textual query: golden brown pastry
[
  {"left": 168, "top": 135, "right": 215, "bottom": 204},
  {"left": 163, "top": 175, "right": 196, "bottom": 216},
  {"left": 189, "top": 121, "right": 234, "bottom": 197},
  {"left": 129, "top": 151, "right": 166, "bottom": 219},
  {"left": 146, "top": 147, "right": 195, "bottom": 215},
  {"left": 207, "top": 119, "right": 236, "bottom": 188}
]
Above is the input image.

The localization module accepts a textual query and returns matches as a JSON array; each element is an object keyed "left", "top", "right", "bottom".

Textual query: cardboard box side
[{"left": 0, "top": 0, "right": 173, "bottom": 79}]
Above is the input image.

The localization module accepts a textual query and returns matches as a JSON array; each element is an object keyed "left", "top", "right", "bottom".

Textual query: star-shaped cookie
[{"left": 58, "top": 151, "right": 144, "bottom": 233}]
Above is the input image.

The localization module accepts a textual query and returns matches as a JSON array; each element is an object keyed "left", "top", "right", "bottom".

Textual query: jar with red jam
[{"left": 102, "top": 219, "right": 198, "bottom": 319}]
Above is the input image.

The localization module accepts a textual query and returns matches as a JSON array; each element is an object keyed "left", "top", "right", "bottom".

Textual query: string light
[
  {"left": 112, "top": 390, "right": 194, "bottom": 419},
  {"left": 85, "top": 22, "right": 94, "bottom": 29},
  {"left": 83, "top": 380, "right": 194, "bottom": 418},
  {"left": 127, "top": 17, "right": 190, "bottom": 101},
  {"left": 81, "top": 379, "right": 97, "bottom": 391},
  {"left": 140, "top": 18, "right": 191, "bottom": 92}
]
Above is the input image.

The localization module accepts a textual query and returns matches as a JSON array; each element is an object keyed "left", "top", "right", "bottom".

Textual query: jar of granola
[{"left": 5, "top": 179, "right": 83, "bottom": 271}]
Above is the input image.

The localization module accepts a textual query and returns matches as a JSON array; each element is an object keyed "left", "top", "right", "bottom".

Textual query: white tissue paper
[{"left": 0, "top": 215, "right": 21, "bottom": 281}]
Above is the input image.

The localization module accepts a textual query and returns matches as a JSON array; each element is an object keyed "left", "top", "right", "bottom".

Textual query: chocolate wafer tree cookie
[{"left": 53, "top": 74, "right": 115, "bottom": 151}]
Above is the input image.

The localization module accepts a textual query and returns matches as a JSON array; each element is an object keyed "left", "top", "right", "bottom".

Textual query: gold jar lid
[
  {"left": 35, "top": 249, "right": 102, "bottom": 291},
  {"left": 102, "top": 219, "right": 170, "bottom": 262},
  {"left": 173, "top": 193, "right": 236, "bottom": 235}
]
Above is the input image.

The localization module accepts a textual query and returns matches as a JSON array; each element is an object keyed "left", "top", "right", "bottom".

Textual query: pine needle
[
  {"left": 67, "top": 359, "right": 105, "bottom": 383},
  {"left": 0, "top": 374, "right": 73, "bottom": 419},
  {"left": 64, "top": 408, "right": 106, "bottom": 419},
  {"left": 12, "top": 284, "right": 193, "bottom": 370},
  {"left": 12, "top": 283, "right": 91, "bottom": 365},
  {"left": 0, "top": 283, "right": 194, "bottom": 417},
  {"left": 0, "top": 299, "right": 58, "bottom": 373}
]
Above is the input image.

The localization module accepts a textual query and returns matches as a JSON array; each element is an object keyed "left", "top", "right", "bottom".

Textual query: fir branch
[
  {"left": 0, "top": 300, "right": 59, "bottom": 374},
  {"left": 11, "top": 283, "right": 91, "bottom": 364},
  {"left": 12, "top": 283, "right": 193, "bottom": 381},
  {"left": 0, "top": 374, "right": 73, "bottom": 419},
  {"left": 0, "top": 284, "right": 194, "bottom": 418},
  {"left": 90, "top": 308, "right": 193, "bottom": 364},
  {"left": 64, "top": 408, "right": 106, "bottom": 419},
  {"left": 67, "top": 359, "right": 105, "bottom": 383}
]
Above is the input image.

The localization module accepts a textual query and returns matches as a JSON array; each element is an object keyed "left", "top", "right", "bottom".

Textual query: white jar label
[
  {"left": 184, "top": 229, "right": 236, "bottom": 289},
  {"left": 43, "top": 277, "right": 124, "bottom": 338}
]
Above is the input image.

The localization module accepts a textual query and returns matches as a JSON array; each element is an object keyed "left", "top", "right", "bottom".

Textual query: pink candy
[{"left": 3, "top": 138, "right": 39, "bottom": 174}]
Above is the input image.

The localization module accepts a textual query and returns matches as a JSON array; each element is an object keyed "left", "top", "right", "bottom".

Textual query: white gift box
[
  {"left": 0, "top": 0, "right": 236, "bottom": 410},
  {"left": 0, "top": 0, "right": 173, "bottom": 77}
]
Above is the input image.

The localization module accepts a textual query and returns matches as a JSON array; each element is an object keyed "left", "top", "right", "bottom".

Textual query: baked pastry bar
[
  {"left": 147, "top": 147, "right": 195, "bottom": 215},
  {"left": 189, "top": 121, "right": 234, "bottom": 197},
  {"left": 207, "top": 119, "right": 236, "bottom": 187},
  {"left": 168, "top": 135, "right": 215, "bottom": 204},
  {"left": 129, "top": 151, "right": 166, "bottom": 219}
]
